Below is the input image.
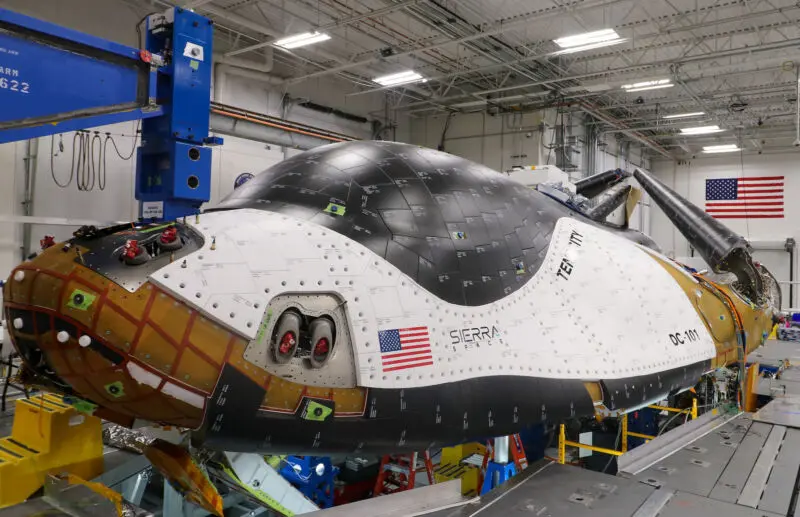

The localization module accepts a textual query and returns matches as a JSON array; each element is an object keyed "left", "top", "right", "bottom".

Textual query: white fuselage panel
[{"left": 149, "top": 209, "right": 717, "bottom": 389}]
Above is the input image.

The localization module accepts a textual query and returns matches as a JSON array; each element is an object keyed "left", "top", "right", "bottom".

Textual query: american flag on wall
[
  {"left": 704, "top": 176, "right": 784, "bottom": 219},
  {"left": 377, "top": 326, "right": 433, "bottom": 372}
]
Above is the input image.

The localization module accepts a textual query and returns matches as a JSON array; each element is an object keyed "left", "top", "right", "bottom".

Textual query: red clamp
[
  {"left": 40, "top": 235, "right": 56, "bottom": 250},
  {"left": 123, "top": 240, "right": 141, "bottom": 260},
  {"left": 160, "top": 226, "right": 178, "bottom": 244},
  {"left": 140, "top": 49, "right": 152, "bottom": 64}
]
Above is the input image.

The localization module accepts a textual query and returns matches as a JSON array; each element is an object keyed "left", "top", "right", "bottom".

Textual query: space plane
[{"left": 2, "top": 140, "right": 780, "bottom": 455}]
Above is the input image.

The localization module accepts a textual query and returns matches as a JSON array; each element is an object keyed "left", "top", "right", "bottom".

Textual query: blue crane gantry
[{"left": 0, "top": 6, "right": 221, "bottom": 221}]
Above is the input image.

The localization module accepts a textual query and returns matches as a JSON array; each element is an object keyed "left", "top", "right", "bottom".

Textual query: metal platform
[
  {"left": 747, "top": 338, "right": 800, "bottom": 367},
  {"left": 329, "top": 396, "right": 800, "bottom": 517},
  {"left": 747, "top": 339, "right": 800, "bottom": 396}
]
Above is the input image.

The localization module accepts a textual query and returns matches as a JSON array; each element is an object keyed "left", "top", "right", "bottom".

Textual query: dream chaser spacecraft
[{"left": 3, "top": 141, "right": 779, "bottom": 454}]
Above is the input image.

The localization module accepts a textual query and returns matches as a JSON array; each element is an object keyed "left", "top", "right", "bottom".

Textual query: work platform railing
[{"left": 557, "top": 399, "right": 698, "bottom": 464}]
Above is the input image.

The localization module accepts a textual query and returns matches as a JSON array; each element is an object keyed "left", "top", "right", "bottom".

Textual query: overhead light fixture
[
  {"left": 374, "top": 70, "right": 425, "bottom": 86},
  {"left": 552, "top": 29, "right": 627, "bottom": 55},
  {"left": 703, "top": 144, "right": 740, "bottom": 153},
  {"left": 554, "top": 28, "right": 620, "bottom": 48},
  {"left": 560, "top": 83, "right": 611, "bottom": 94},
  {"left": 622, "top": 79, "right": 673, "bottom": 92},
  {"left": 680, "top": 125, "right": 725, "bottom": 135},
  {"left": 551, "top": 38, "right": 627, "bottom": 55},
  {"left": 274, "top": 31, "right": 331, "bottom": 49},
  {"left": 663, "top": 111, "right": 705, "bottom": 119}
]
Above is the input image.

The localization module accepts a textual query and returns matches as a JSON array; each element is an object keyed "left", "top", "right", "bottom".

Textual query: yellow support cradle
[
  {"left": 435, "top": 442, "right": 485, "bottom": 496},
  {"left": 0, "top": 393, "right": 104, "bottom": 508}
]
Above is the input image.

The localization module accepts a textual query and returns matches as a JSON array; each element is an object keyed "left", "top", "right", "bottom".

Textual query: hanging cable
[
  {"left": 88, "top": 131, "right": 101, "bottom": 192},
  {"left": 55, "top": 123, "right": 139, "bottom": 191},
  {"left": 106, "top": 120, "right": 139, "bottom": 160},
  {"left": 80, "top": 131, "right": 91, "bottom": 191},
  {"left": 50, "top": 134, "right": 73, "bottom": 188},
  {"left": 72, "top": 131, "right": 85, "bottom": 191},
  {"left": 135, "top": 12, "right": 158, "bottom": 49}
]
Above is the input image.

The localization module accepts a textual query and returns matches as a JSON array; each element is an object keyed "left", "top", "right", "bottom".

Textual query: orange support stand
[
  {"left": 373, "top": 451, "right": 435, "bottom": 496},
  {"left": 510, "top": 434, "right": 528, "bottom": 471}
]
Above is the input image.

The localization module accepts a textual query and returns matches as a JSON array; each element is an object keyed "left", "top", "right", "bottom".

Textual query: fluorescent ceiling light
[
  {"left": 560, "top": 83, "right": 611, "bottom": 94},
  {"left": 374, "top": 70, "right": 425, "bottom": 86},
  {"left": 681, "top": 125, "right": 725, "bottom": 135},
  {"left": 663, "top": 111, "right": 705, "bottom": 119},
  {"left": 274, "top": 31, "right": 331, "bottom": 49},
  {"left": 703, "top": 144, "right": 740, "bottom": 153},
  {"left": 551, "top": 38, "right": 627, "bottom": 55},
  {"left": 622, "top": 79, "right": 673, "bottom": 92},
  {"left": 623, "top": 83, "right": 674, "bottom": 92},
  {"left": 554, "top": 28, "right": 620, "bottom": 48}
]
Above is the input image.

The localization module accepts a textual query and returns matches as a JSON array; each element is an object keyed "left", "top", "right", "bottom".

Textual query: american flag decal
[
  {"left": 378, "top": 326, "right": 433, "bottom": 372},
  {"left": 705, "top": 176, "right": 784, "bottom": 219}
]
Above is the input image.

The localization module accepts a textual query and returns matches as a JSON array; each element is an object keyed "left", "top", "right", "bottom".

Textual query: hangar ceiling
[{"left": 128, "top": 0, "right": 800, "bottom": 157}]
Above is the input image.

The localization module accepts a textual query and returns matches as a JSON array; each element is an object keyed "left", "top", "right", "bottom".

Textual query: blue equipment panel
[
  {"left": 137, "top": 8, "right": 216, "bottom": 221},
  {"left": 280, "top": 456, "right": 337, "bottom": 509}
]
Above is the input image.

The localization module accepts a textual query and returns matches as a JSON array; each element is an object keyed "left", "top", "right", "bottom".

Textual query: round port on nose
[
  {"left": 308, "top": 317, "right": 335, "bottom": 368},
  {"left": 272, "top": 310, "right": 302, "bottom": 364}
]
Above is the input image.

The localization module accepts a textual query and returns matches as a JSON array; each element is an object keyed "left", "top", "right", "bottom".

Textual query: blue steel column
[{"left": 136, "top": 8, "right": 218, "bottom": 221}]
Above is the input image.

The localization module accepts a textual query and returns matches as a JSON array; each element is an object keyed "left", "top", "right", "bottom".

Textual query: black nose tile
[{"left": 35, "top": 312, "right": 52, "bottom": 333}]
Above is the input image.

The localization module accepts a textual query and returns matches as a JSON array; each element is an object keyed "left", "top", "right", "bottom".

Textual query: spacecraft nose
[{"left": 2, "top": 222, "right": 214, "bottom": 428}]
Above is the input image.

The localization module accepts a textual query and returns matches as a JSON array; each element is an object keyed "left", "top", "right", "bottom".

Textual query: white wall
[
  {"left": 409, "top": 111, "right": 545, "bottom": 173},
  {"left": 651, "top": 151, "right": 800, "bottom": 308}
]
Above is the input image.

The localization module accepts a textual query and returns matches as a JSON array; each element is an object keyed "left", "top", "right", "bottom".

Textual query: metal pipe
[
  {"left": 21, "top": 138, "right": 39, "bottom": 261},
  {"left": 215, "top": 51, "right": 274, "bottom": 74},
  {"left": 581, "top": 104, "right": 672, "bottom": 158},
  {"left": 183, "top": 0, "right": 216, "bottom": 7},
  {"left": 671, "top": 68, "right": 723, "bottom": 128},
  {"left": 794, "top": 63, "right": 800, "bottom": 147},
  {"left": 209, "top": 111, "right": 345, "bottom": 149},
  {"left": 788, "top": 239, "right": 796, "bottom": 311},
  {"left": 200, "top": 5, "right": 349, "bottom": 67},
  {"left": 214, "top": 63, "right": 284, "bottom": 86},
  {"left": 493, "top": 436, "right": 509, "bottom": 464}
]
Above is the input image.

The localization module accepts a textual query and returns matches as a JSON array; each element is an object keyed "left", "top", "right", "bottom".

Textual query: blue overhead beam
[{"left": 0, "top": 7, "right": 220, "bottom": 221}]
